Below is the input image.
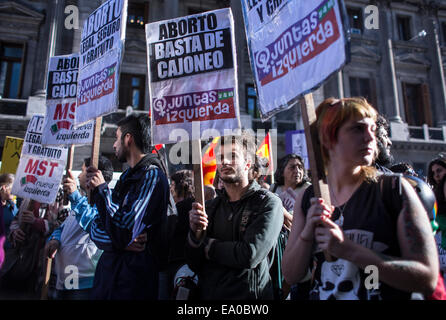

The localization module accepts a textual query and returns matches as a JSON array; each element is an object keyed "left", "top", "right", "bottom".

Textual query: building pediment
[
  {"left": 0, "top": 1, "right": 44, "bottom": 21},
  {"left": 394, "top": 53, "right": 431, "bottom": 67},
  {"left": 126, "top": 40, "right": 147, "bottom": 52},
  {"left": 351, "top": 45, "right": 381, "bottom": 62}
]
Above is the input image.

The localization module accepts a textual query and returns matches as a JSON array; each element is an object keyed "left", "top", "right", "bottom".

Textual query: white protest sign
[
  {"left": 42, "top": 53, "right": 94, "bottom": 146},
  {"left": 12, "top": 115, "right": 68, "bottom": 204},
  {"left": 146, "top": 8, "right": 240, "bottom": 145},
  {"left": 75, "top": 0, "right": 127, "bottom": 124},
  {"left": 241, "top": 0, "right": 348, "bottom": 120},
  {"left": 279, "top": 187, "right": 297, "bottom": 212},
  {"left": 285, "top": 129, "right": 309, "bottom": 169}
]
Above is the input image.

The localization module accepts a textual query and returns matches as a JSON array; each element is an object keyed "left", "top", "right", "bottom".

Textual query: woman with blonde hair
[{"left": 282, "top": 97, "right": 438, "bottom": 300}]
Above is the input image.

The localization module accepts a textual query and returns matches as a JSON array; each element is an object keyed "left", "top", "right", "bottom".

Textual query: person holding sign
[
  {"left": 45, "top": 156, "right": 113, "bottom": 300},
  {"left": 282, "top": 98, "right": 438, "bottom": 300},
  {"left": 0, "top": 174, "right": 18, "bottom": 269},
  {"left": 85, "top": 114, "right": 170, "bottom": 300},
  {"left": 186, "top": 131, "right": 283, "bottom": 300}
]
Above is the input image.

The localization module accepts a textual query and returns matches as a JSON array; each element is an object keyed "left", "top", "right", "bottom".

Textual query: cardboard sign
[
  {"left": 11, "top": 115, "right": 67, "bottom": 204},
  {"left": 0, "top": 137, "right": 24, "bottom": 174},
  {"left": 146, "top": 8, "right": 240, "bottom": 144},
  {"left": 279, "top": 187, "right": 297, "bottom": 212},
  {"left": 241, "top": 0, "right": 348, "bottom": 119},
  {"left": 42, "top": 53, "right": 94, "bottom": 146},
  {"left": 75, "top": 0, "right": 127, "bottom": 124},
  {"left": 285, "top": 129, "right": 309, "bottom": 169}
]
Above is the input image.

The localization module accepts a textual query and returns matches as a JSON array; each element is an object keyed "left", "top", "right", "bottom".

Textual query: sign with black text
[
  {"left": 42, "top": 53, "right": 94, "bottom": 146},
  {"left": 146, "top": 8, "right": 240, "bottom": 144},
  {"left": 12, "top": 115, "right": 68, "bottom": 204},
  {"left": 241, "top": 0, "right": 348, "bottom": 120},
  {"left": 75, "top": 0, "right": 127, "bottom": 124}
]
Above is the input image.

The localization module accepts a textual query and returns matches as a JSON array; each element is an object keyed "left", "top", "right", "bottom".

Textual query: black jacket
[{"left": 185, "top": 181, "right": 283, "bottom": 300}]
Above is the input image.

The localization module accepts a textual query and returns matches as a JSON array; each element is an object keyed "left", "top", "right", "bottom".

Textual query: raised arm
[
  {"left": 316, "top": 178, "right": 439, "bottom": 295},
  {"left": 282, "top": 189, "right": 333, "bottom": 285}
]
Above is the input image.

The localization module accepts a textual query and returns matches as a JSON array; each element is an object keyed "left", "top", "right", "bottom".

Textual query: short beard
[
  {"left": 220, "top": 175, "right": 242, "bottom": 184},
  {"left": 219, "top": 166, "right": 244, "bottom": 184},
  {"left": 117, "top": 147, "right": 129, "bottom": 163}
]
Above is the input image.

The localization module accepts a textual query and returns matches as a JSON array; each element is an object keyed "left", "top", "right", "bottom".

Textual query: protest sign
[
  {"left": 285, "top": 129, "right": 309, "bottom": 169},
  {"left": 11, "top": 115, "right": 67, "bottom": 204},
  {"left": 42, "top": 53, "right": 94, "bottom": 146},
  {"left": 279, "top": 187, "right": 297, "bottom": 212},
  {"left": 241, "top": 0, "right": 348, "bottom": 120},
  {"left": 0, "top": 136, "right": 24, "bottom": 174},
  {"left": 146, "top": 8, "right": 240, "bottom": 144},
  {"left": 75, "top": 0, "right": 127, "bottom": 124}
]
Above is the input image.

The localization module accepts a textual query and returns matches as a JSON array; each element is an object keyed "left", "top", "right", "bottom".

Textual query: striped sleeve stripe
[
  {"left": 104, "top": 187, "right": 119, "bottom": 217},
  {"left": 90, "top": 217, "right": 112, "bottom": 243},
  {"left": 108, "top": 171, "right": 154, "bottom": 228},
  {"left": 114, "top": 169, "right": 159, "bottom": 229},
  {"left": 122, "top": 169, "right": 158, "bottom": 228},
  {"left": 50, "top": 228, "right": 62, "bottom": 241}
]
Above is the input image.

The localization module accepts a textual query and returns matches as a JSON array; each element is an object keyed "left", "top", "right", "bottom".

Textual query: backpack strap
[{"left": 379, "top": 173, "right": 404, "bottom": 227}]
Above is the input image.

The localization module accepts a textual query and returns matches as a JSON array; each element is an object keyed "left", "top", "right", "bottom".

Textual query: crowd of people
[{"left": 0, "top": 97, "right": 446, "bottom": 300}]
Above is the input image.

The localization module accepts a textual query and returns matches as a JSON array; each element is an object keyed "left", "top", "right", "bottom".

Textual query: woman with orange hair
[{"left": 282, "top": 97, "right": 438, "bottom": 300}]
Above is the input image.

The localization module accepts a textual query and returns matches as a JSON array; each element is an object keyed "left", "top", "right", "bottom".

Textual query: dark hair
[
  {"left": 216, "top": 130, "right": 257, "bottom": 165},
  {"left": 170, "top": 170, "right": 194, "bottom": 199},
  {"left": 274, "top": 154, "right": 307, "bottom": 186},
  {"left": 376, "top": 114, "right": 389, "bottom": 133},
  {"left": 249, "top": 155, "right": 269, "bottom": 181},
  {"left": 84, "top": 156, "right": 114, "bottom": 184},
  {"left": 390, "top": 162, "right": 417, "bottom": 176},
  {"left": 117, "top": 114, "right": 151, "bottom": 154},
  {"left": 0, "top": 173, "right": 14, "bottom": 186},
  {"left": 427, "top": 156, "right": 446, "bottom": 187}
]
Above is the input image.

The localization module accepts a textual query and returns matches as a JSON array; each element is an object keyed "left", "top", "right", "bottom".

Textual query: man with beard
[
  {"left": 185, "top": 131, "right": 283, "bottom": 299},
  {"left": 375, "top": 115, "right": 394, "bottom": 173},
  {"left": 84, "top": 114, "right": 170, "bottom": 299}
]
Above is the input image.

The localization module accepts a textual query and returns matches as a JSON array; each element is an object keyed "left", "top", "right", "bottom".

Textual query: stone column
[{"left": 164, "top": 0, "right": 179, "bottom": 19}]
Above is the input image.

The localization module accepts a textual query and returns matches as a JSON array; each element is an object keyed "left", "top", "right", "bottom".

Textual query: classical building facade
[{"left": 1, "top": 0, "right": 446, "bottom": 176}]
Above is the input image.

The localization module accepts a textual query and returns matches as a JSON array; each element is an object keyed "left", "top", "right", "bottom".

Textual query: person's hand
[
  {"left": 125, "top": 232, "right": 147, "bottom": 252},
  {"left": 63, "top": 169, "right": 77, "bottom": 195},
  {"left": 20, "top": 210, "right": 36, "bottom": 225},
  {"left": 44, "top": 239, "right": 60, "bottom": 258},
  {"left": 189, "top": 202, "right": 208, "bottom": 238},
  {"left": 300, "top": 197, "right": 333, "bottom": 242},
  {"left": 11, "top": 228, "right": 26, "bottom": 244},
  {"left": 283, "top": 208, "right": 293, "bottom": 232},
  {"left": 86, "top": 166, "right": 105, "bottom": 189},
  {"left": 314, "top": 217, "right": 346, "bottom": 258}
]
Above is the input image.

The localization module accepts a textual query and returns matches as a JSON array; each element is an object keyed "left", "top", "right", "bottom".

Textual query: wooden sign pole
[
  {"left": 63, "top": 145, "right": 74, "bottom": 205},
  {"left": 192, "top": 139, "right": 206, "bottom": 237},
  {"left": 267, "top": 132, "right": 275, "bottom": 185},
  {"left": 300, "top": 93, "right": 332, "bottom": 261},
  {"left": 89, "top": 117, "right": 102, "bottom": 205},
  {"left": 40, "top": 257, "right": 52, "bottom": 300}
]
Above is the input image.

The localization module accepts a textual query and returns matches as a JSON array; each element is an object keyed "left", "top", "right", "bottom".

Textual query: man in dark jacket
[
  {"left": 186, "top": 131, "right": 283, "bottom": 300},
  {"left": 86, "top": 114, "right": 170, "bottom": 299}
]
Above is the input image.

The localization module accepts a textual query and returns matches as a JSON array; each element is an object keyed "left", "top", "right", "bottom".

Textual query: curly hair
[
  {"left": 427, "top": 157, "right": 446, "bottom": 188},
  {"left": 274, "top": 154, "right": 308, "bottom": 186},
  {"left": 170, "top": 170, "right": 194, "bottom": 199}
]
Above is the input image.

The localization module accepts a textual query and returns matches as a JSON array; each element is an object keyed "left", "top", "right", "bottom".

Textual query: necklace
[{"left": 330, "top": 190, "right": 348, "bottom": 227}]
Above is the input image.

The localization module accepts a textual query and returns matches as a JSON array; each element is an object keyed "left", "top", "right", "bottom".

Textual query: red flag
[
  {"left": 202, "top": 137, "right": 220, "bottom": 185},
  {"left": 152, "top": 144, "right": 164, "bottom": 154}
]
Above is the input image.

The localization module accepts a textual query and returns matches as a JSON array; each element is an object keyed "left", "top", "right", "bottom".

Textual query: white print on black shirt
[{"left": 314, "top": 229, "right": 389, "bottom": 300}]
